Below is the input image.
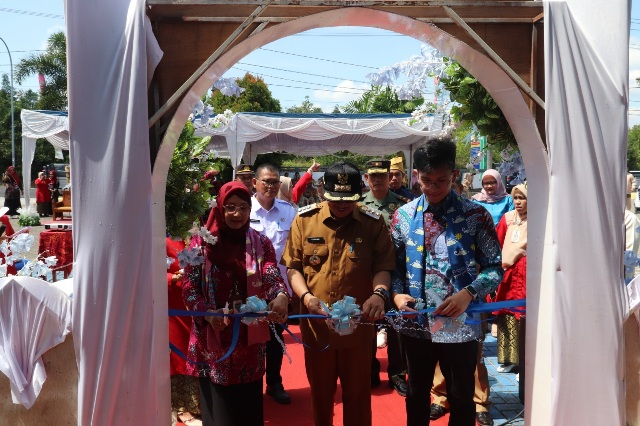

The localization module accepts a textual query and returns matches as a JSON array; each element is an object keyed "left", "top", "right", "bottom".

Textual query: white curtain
[
  {"left": 0, "top": 277, "right": 71, "bottom": 409},
  {"left": 544, "top": 1, "right": 629, "bottom": 424},
  {"left": 66, "top": 0, "right": 165, "bottom": 424}
]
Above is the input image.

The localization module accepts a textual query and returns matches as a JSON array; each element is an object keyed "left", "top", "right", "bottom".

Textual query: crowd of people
[
  {"left": 165, "top": 138, "right": 528, "bottom": 426},
  {"left": 2, "top": 165, "right": 61, "bottom": 218}
]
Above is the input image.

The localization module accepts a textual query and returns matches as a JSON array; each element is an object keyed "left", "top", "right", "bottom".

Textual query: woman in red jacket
[{"left": 35, "top": 171, "right": 52, "bottom": 217}]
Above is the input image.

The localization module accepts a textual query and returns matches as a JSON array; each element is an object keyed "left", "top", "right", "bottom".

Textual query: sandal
[
  {"left": 178, "top": 412, "right": 202, "bottom": 426},
  {"left": 497, "top": 363, "right": 517, "bottom": 373}
]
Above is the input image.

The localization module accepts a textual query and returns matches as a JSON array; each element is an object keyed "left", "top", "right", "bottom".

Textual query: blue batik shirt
[{"left": 390, "top": 190, "right": 503, "bottom": 342}]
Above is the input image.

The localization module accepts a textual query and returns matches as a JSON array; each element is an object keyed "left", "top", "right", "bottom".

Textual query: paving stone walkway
[{"left": 483, "top": 333, "right": 525, "bottom": 425}]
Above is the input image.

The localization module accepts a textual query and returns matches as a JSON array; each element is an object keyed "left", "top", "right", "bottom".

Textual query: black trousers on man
[
  {"left": 371, "top": 326, "right": 406, "bottom": 380},
  {"left": 400, "top": 334, "right": 478, "bottom": 426},
  {"left": 266, "top": 323, "right": 285, "bottom": 387}
]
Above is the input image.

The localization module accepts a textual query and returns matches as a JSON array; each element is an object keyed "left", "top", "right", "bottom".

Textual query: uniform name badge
[
  {"left": 309, "top": 255, "right": 321, "bottom": 265},
  {"left": 511, "top": 228, "right": 520, "bottom": 243}
]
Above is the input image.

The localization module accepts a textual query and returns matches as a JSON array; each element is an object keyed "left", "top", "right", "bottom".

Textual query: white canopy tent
[
  {"left": 193, "top": 112, "right": 445, "bottom": 172},
  {"left": 20, "top": 110, "right": 69, "bottom": 207}
]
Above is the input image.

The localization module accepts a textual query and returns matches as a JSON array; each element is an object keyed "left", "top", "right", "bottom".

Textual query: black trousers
[
  {"left": 266, "top": 323, "right": 285, "bottom": 387},
  {"left": 400, "top": 334, "right": 478, "bottom": 426},
  {"left": 198, "top": 378, "right": 263, "bottom": 426},
  {"left": 371, "top": 326, "right": 406, "bottom": 379}
]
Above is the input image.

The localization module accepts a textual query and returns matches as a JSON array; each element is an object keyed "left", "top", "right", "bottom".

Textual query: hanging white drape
[
  {"left": 0, "top": 277, "right": 71, "bottom": 409},
  {"left": 67, "top": 0, "right": 165, "bottom": 424},
  {"left": 543, "top": 1, "right": 629, "bottom": 424}
]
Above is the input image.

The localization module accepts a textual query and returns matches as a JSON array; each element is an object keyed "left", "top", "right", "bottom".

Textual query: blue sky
[{"left": 1, "top": 1, "right": 639, "bottom": 124}]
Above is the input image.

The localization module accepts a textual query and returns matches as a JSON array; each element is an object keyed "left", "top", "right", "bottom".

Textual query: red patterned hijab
[{"left": 205, "top": 181, "right": 251, "bottom": 278}]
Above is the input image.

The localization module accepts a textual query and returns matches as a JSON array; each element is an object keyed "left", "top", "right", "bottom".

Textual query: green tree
[
  {"left": 165, "top": 122, "right": 227, "bottom": 239},
  {"left": 208, "top": 73, "right": 280, "bottom": 113},
  {"left": 629, "top": 125, "right": 640, "bottom": 170},
  {"left": 15, "top": 31, "right": 67, "bottom": 111},
  {"left": 440, "top": 58, "right": 516, "bottom": 151},
  {"left": 341, "top": 85, "right": 422, "bottom": 114},
  {"left": 0, "top": 74, "right": 21, "bottom": 173},
  {"left": 286, "top": 96, "right": 323, "bottom": 113}
]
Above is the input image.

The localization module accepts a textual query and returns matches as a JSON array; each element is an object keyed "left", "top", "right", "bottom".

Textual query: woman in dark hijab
[{"left": 2, "top": 166, "right": 23, "bottom": 216}]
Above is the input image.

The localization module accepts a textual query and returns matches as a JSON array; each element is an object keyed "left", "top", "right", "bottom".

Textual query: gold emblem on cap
[
  {"left": 334, "top": 184, "right": 351, "bottom": 192},
  {"left": 309, "top": 255, "right": 321, "bottom": 265},
  {"left": 389, "top": 203, "right": 396, "bottom": 211},
  {"left": 337, "top": 173, "right": 349, "bottom": 184}
]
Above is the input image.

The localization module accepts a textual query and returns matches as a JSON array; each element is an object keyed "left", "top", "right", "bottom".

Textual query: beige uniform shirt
[{"left": 281, "top": 201, "right": 396, "bottom": 349}]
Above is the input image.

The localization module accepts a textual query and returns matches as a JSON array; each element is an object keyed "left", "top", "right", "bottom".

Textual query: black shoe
[
  {"left": 266, "top": 385, "right": 291, "bottom": 404},
  {"left": 388, "top": 375, "right": 408, "bottom": 397},
  {"left": 429, "top": 404, "right": 448, "bottom": 420},
  {"left": 371, "top": 375, "right": 381, "bottom": 388},
  {"left": 476, "top": 411, "right": 494, "bottom": 426}
]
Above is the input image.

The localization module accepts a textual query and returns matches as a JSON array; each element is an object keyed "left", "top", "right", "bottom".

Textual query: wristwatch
[{"left": 463, "top": 285, "right": 478, "bottom": 300}]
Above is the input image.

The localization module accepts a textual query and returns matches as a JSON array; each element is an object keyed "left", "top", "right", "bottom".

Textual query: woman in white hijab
[{"left": 471, "top": 169, "right": 515, "bottom": 226}]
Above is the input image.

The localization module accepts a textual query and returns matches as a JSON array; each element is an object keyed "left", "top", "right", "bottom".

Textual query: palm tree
[
  {"left": 341, "top": 85, "right": 422, "bottom": 114},
  {"left": 15, "top": 32, "right": 67, "bottom": 110}
]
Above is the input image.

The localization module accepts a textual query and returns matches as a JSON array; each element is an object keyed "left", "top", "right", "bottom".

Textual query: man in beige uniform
[{"left": 282, "top": 162, "right": 396, "bottom": 426}]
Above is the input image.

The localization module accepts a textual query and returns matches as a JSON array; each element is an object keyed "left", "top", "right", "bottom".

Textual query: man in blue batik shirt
[{"left": 390, "top": 137, "right": 503, "bottom": 426}]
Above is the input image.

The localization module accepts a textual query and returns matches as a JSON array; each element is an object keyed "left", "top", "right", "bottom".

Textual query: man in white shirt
[{"left": 250, "top": 163, "right": 297, "bottom": 404}]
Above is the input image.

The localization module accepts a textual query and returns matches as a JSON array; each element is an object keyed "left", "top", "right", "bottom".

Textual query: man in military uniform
[
  {"left": 235, "top": 163, "right": 255, "bottom": 193},
  {"left": 361, "top": 159, "right": 408, "bottom": 397},
  {"left": 389, "top": 156, "right": 415, "bottom": 202},
  {"left": 281, "top": 162, "right": 396, "bottom": 426}
]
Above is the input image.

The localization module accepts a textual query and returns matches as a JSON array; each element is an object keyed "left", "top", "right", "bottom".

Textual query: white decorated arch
[{"left": 59, "top": 1, "right": 629, "bottom": 424}]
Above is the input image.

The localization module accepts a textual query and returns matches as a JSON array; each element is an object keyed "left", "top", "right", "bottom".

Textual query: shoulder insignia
[
  {"left": 358, "top": 204, "right": 381, "bottom": 220},
  {"left": 297, "top": 203, "right": 320, "bottom": 216},
  {"left": 395, "top": 194, "right": 410, "bottom": 204}
]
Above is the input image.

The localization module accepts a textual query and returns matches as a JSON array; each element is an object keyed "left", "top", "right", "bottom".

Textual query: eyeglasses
[
  {"left": 222, "top": 204, "right": 251, "bottom": 214},
  {"left": 482, "top": 180, "right": 498, "bottom": 186},
  {"left": 419, "top": 174, "right": 453, "bottom": 190},
  {"left": 258, "top": 179, "right": 282, "bottom": 187}
]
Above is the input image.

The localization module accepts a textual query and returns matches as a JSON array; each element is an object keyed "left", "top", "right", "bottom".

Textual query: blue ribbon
[{"left": 169, "top": 298, "right": 526, "bottom": 364}]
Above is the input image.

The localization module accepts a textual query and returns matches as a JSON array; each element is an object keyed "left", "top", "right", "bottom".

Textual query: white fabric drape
[
  {"left": 0, "top": 277, "right": 72, "bottom": 408},
  {"left": 545, "top": 1, "right": 629, "bottom": 424},
  {"left": 19, "top": 110, "right": 69, "bottom": 207},
  {"left": 195, "top": 113, "right": 443, "bottom": 168},
  {"left": 67, "top": 1, "right": 165, "bottom": 424}
]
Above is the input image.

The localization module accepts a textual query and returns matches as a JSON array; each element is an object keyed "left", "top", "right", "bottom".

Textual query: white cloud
[{"left": 312, "top": 80, "right": 370, "bottom": 112}]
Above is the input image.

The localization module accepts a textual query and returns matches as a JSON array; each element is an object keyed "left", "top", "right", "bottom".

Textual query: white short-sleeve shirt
[{"left": 250, "top": 197, "right": 297, "bottom": 293}]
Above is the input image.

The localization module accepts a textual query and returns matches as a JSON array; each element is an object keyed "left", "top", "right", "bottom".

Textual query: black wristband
[
  {"left": 371, "top": 291, "right": 386, "bottom": 302},
  {"left": 300, "top": 291, "right": 313, "bottom": 304},
  {"left": 372, "top": 287, "right": 390, "bottom": 302}
]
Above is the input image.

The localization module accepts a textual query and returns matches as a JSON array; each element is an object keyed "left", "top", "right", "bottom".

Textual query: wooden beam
[
  {"left": 249, "top": 22, "right": 271, "bottom": 37},
  {"left": 181, "top": 16, "right": 536, "bottom": 23},
  {"left": 148, "top": 4, "right": 270, "bottom": 128},
  {"left": 148, "top": 0, "right": 541, "bottom": 6},
  {"left": 443, "top": 5, "right": 545, "bottom": 110}
]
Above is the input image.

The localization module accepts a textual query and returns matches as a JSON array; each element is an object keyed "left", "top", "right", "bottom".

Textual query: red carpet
[
  {"left": 262, "top": 325, "right": 449, "bottom": 426},
  {"left": 179, "top": 325, "right": 450, "bottom": 426}
]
